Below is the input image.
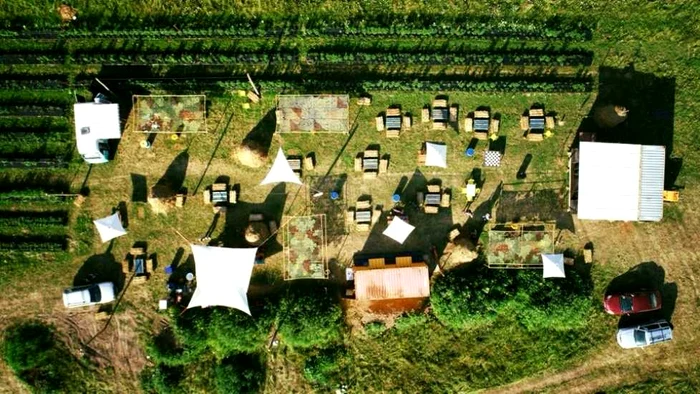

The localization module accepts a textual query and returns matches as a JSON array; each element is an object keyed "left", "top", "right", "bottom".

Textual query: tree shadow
[
  {"left": 152, "top": 151, "right": 189, "bottom": 199},
  {"left": 73, "top": 253, "right": 125, "bottom": 293},
  {"left": 516, "top": 153, "right": 532, "bottom": 179},
  {"left": 130, "top": 173, "right": 147, "bottom": 202},
  {"left": 114, "top": 201, "right": 128, "bottom": 229},
  {"left": 578, "top": 65, "right": 675, "bottom": 155},
  {"left": 241, "top": 109, "right": 276, "bottom": 159},
  {"left": 466, "top": 181, "right": 502, "bottom": 241},
  {"left": 215, "top": 183, "right": 287, "bottom": 258}
]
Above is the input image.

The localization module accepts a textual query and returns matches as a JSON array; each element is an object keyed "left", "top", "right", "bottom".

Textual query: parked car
[
  {"left": 616, "top": 320, "right": 673, "bottom": 349},
  {"left": 63, "top": 282, "right": 116, "bottom": 308},
  {"left": 604, "top": 290, "right": 662, "bottom": 315}
]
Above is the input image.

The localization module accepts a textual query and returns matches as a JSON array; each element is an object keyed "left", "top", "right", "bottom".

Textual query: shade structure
[
  {"left": 382, "top": 217, "right": 415, "bottom": 244},
  {"left": 93, "top": 213, "right": 127, "bottom": 243},
  {"left": 354, "top": 265, "right": 430, "bottom": 300},
  {"left": 187, "top": 245, "right": 257, "bottom": 315},
  {"left": 425, "top": 142, "right": 447, "bottom": 168},
  {"left": 541, "top": 253, "right": 566, "bottom": 278},
  {"left": 260, "top": 147, "right": 302, "bottom": 185}
]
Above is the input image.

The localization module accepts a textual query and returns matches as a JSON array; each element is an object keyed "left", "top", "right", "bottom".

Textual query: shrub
[
  {"left": 431, "top": 261, "right": 593, "bottom": 330},
  {"left": 140, "top": 364, "right": 185, "bottom": 394},
  {"left": 214, "top": 354, "right": 265, "bottom": 394},
  {"left": 2, "top": 321, "right": 82, "bottom": 392},
  {"left": 363, "top": 320, "right": 386, "bottom": 337},
  {"left": 278, "top": 285, "right": 344, "bottom": 348},
  {"left": 303, "top": 347, "right": 349, "bottom": 389},
  {"left": 393, "top": 312, "right": 429, "bottom": 332}
]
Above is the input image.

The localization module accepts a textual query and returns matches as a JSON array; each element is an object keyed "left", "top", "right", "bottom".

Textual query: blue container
[
  {"left": 392, "top": 194, "right": 401, "bottom": 203},
  {"left": 164, "top": 265, "right": 174, "bottom": 275},
  {"left": 465, "top": 147, "right": 475, "bottom": 157},
  {"left": 330, "top": 191, "right": 340, "bottom": 200}
]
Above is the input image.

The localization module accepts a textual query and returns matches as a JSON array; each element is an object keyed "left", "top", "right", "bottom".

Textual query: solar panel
[
  {"left": 474, "top": 118, "right": 490, "bottom": 131},
  {"left": 432, "top": 108, "right": 448, "bottom": 121},
  {"left": 385, "top": 116, "right": 401, "bottom": 130},
  {"left": 529, "top": 117, "right": 545, "bottom": 130}
]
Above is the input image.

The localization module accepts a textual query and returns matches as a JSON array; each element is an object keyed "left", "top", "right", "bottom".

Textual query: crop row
[
  {"left": 0, "top": 211, "right": 68, "bottom": 227},
  {"left": 0, "top": 89, "right": 74, "bottom": 106},
  {"left": 0, "top": 17, "right": 592, "bottom": 41},
  {"left": 0, "top": 158, "right": 69, "bottom": 169},
  {"left": 0, "top": 105, "right": 66, "bottom": 117},
  {"left": 0, "top": 50, "right": 592, "bottom": 67},
  {"left": 0, "top": 236, "right": 67, "bottom": 252},
  {"left": 0, "top": 117, "right": 71, "bottom": 132}
]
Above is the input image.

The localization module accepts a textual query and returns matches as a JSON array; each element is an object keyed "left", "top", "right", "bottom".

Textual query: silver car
[
  {"left": 616, "top": 320, "right": 673, "bottom": 349},
  {"left": 62, "top": 282, "right": 116, "bottom": 308}
]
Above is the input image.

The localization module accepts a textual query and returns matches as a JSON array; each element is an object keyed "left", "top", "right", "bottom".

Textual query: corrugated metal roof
[
  {"left": 639, "top": 145, "right": 665, "bottom": 221},
  {"left": 354, "top": 265, "right": 430, "bottom": 301}
]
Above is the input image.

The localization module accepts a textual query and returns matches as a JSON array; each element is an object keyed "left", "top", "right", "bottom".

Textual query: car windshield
[
  {"left": 634, "top": 330, "right": 647, "bottom": 345},
  {"left": 620, "top": 295, "right": 634, "bottom": 312},
  {"left": 88, "top": 285, "right": 102, "bottom": 303}
]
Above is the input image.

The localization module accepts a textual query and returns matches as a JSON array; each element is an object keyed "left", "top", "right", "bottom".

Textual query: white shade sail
[
  {"left": 187, "top": 245, "right": 257, "bottom": 315},
  {"left": 541, "top": 253, "right": 566, "bottom": 278},
  {"left": 382, "top": 217, "right": 415, "bottom": 244},
  {"left": 425, "top": 142, "right": 447, "bottom": 168},
  {"left": 260, "top": 147, "right": 302, "bottom": 185},
  {"left": 93, "top": 213, "right": 127, "bottom": 243}
]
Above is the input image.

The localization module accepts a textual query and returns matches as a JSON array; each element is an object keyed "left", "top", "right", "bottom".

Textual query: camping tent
[
  {"left": 187, "top": 245, "right": 257, "bottom": 315},
  {"left": 541, "top": 253, "right": 566, "bottom": 278},
  {"left": 382, "top": 217, "right": 415, "bottom": 244},
  {"left": 425, "top": 142, "right": 447, "bottom": 168},
  {"left": 93, "top": 213, "right": 127, "bottom": 243},
  {"left": 260, "top": 147, "right": 302, "bottom": 185},
  {"left": 74, "top": 102, "right": 121, "bottom": 164}
]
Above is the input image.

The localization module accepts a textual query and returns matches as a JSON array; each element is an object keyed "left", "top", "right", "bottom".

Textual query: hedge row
[{"left": 0, "top": 236, "right": 67, "bottom": 252}]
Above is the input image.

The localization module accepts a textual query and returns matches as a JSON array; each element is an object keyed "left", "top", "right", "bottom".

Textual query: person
[
  {"left": 482, "top": 212, "right": 491, "bottom": 222},
  {"left": 464, "top": 209, "right": 473, "bottom": 219}
]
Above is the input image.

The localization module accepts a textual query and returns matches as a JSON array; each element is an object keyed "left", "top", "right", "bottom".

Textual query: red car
[{"left": 604, "top": 290, "right": 662, "bottom": 315}]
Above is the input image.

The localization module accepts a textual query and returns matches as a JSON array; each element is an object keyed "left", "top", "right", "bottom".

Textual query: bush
[
  {"left": 140, "top": 364, "right": 185, "bottom": 394},
  {"left": 303, "top": 347, "right": 349, "bottom": 389},
  {"left": 2, "top": 321, "right": 82, "bottom": 392},
  {"left": 393, "top": 312, "right": 429, "bottom": 332},
  {"left": 431, "top": 261, "right": 593, "bottom": 330},
  {"left": 363, "top": 321, "right": 386, "bottom": 337},
  {"left": 214, "top": 354, "right": 265, "bottom": 394},
  {"left": 278, "top": 285, "right": 344, "bottom": 348}
]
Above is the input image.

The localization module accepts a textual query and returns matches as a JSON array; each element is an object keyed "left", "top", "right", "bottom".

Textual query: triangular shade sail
[
  {"left": 382, "top": 217, "right": 415, "bottom": 244},
  {"left": 93, "top": 213, "right": 127, "bottom": 243},
  {"left": 542, "top": 253, "right": 566, "bottom": 278},
  {"left": 260, "top": 147, "right": 302, "bottom": 185},
  {"left": 425, "top": 142, "right": 447, "bottom": 168},
  {"left": 187, "top": 245, "right": 257, "bottom": 315}
]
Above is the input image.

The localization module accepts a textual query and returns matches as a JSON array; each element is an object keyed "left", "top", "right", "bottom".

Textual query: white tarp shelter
[
  {"left": 425, "top": 142, "right": 447, "bottom": 168},
  {"left": 93, "top": 213, "right": 127, "bottom": 243},
  {"left": 541, "top": 253, "right": 566, "bottom": 278},
  {"left": 260, "top": 147, "right": 302, "bottom": 185},
  {"left": 74, "top": 102, "right": 121, "bottom": 164},
  {"left": 577, "top": 142, "right": 665, "bottom": 221},
  {"left": 187, "top": 245, "right": 257, "bottom": 315},
  {"left": 382, "top": 217, "right": 415, "bottom": 244}
]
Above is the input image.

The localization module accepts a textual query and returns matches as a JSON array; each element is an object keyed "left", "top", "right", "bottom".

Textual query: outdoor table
[
  {"left": 474, "top": 118, "right": 490, "bottom": 131},
  {"left": 425, "top": 193, "right": 441, "bottom": 205}
]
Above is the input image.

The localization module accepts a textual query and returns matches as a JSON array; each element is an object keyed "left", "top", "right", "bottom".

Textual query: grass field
[{"left": 0, "top": 1, "right": 699, "bottom": 393}]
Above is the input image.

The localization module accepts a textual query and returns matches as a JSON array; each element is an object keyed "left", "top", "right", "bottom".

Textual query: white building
[
  {"left": 574, "top": 141, "right": 665, "bottom": 221},
  {"left": 74, "top": 102, "right": 121, "bottom": 164}
]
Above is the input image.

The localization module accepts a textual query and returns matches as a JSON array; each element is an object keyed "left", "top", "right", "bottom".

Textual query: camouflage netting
[
  {"left": 134, "top": 95, "right": 206, "bottom": 133},
  {"left": 284, "top": 215, "right": 327, "bottom": 280},
  {"left": 276, "top": 95, "right": 349, "bottom": 133},
  {"left": 486, "top": 225, "right": 555, "bottom": 268}
]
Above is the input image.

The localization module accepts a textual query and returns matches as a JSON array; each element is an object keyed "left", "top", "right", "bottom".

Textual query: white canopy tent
[
  {"left": 93, "top": 213, "right": 127, "bottom": 243},
  {"left": 260, "top": 147, "right": 302, "bottom": 185},
  {"left": 187, "top": 245, "right": 257, "bottom": 315},
  {"left": 541, "top": 253, "right": 566, "bottom": 279},
  {"left": 74, "top": 102, "right": 121, "bottom": 164},
  {"left": 425, "top": 142, "right": 447, "bottom": 168},
  {"left": 382, "top": 217, "right": 415, "bottom": 244}
]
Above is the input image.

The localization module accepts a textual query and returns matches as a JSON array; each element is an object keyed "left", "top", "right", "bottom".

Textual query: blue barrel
[
  {"left": 330, "top": 191, "right": 340, "bottom": 200},
  {"left": 392, "top": 194, "right": 401, "bottom": 203},
  {"left": 465, "top": 147, "right": 475, "bottom": 157}
]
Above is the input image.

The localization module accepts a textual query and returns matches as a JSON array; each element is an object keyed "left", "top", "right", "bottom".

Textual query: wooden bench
[
  {"left": 354, "top": 156, "right": 362, "bottom": 172},
  {"left": 433, "top": 99, "right": 448, "bottom": 108},
  {"left": 520, "top": 115, "right": 529, "bottom": 131},
  {"left": 304, "top": 155, "right": 315, "bottom": 170},
  {"left": 449, "top": 106, "right": 458, "bottom": 123},
  {"left": 402, "top": 115, "right": 412, "bottom": 131},
  {"left": 465, "top": 117, "right": 473, "bottom": 132},
  {"left": 379, "top": 158, "right": 389, "bottom": 174},
  {"left": 529, "top": 108, "right": 544, "bottom": 117},
  {"left": 357, "top": 97, "right": 371, "bottom": 106},
  {"left": 526, "top": 130, "right": 544, "bottom": 141},
  {"left": 490, "top": 118, "right": 500, "bottom": 134},
  {"left": 546, "top": 115, "right": 555, "bottom": 129},
  {"left": 375, "top": 115, "right": 384, "bottom": 132},
  {"left": 427, "top": 185, "right": 441, "bottom": 193},
  {"left": 440, "top": 192, "right": 451, "bottom": 208},
  {"left": 424, "top": 205, "right": 439, "bottom": 214},
  {"left": 449, "top": 228, "right": 461, "bottom": 241},
  {"left": 433, "top": 120, "right": 446, "bottom": 130},
  {"left": 416, "top": 191, "right": 424, "bottom": 206},
  {"left": 386, "top": 108, "right": 401, "bottom": 117},
  {"left": 356, "top": 200, "right": 371, "bottom": 210},
  {"left": 421, "top": 107, "right": 430, "bottom": 123}
]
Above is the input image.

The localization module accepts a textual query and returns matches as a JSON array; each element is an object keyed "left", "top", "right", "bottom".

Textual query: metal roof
[
  {"left": 354, "top": 265, "right": 429, "bottom": 301},
  {"left": 639, "top": 145, "right": 665, "bottom": 221}
]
